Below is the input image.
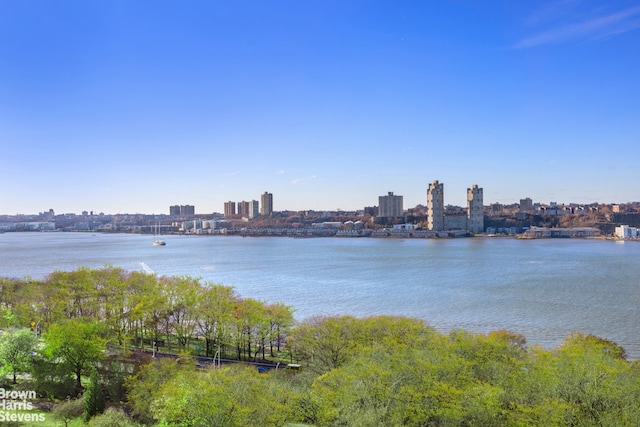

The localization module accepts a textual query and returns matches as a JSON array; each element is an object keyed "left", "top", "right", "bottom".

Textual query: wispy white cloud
[
  {"left": 514, "top": 5, "right": 640, "bottom": 48},
  {"left": 276, "top": 170, "right": 286, "bottom": 175},
  {"left": 291, "top": 175, "right": 318, "bottom": 185},
  {"left": 523, "top": 0, "right": 581, "bottom": 28}
]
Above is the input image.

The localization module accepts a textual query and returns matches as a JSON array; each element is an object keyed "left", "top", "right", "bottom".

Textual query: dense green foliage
[
  {"left": 44, "top": 319, "right": 108, "bottom": 392},
  {"left": 0, "top": 266, "right": 294, "bottom": 362},
  {"left": 127, "top": 360, "right": 296, "bottom": 426},
  {"left": 1, "top": 266, "right": 639, "bottom": 426},
  {"left": 84, "top": 368, "right": 106, "bottom": 422},
  {"left": 0, "top": 327, "right": 36, "bottom": 383},
  {"left": 87, "top": 408, "right": 140, "bottom": 427},
  {"left": 53, "top": 397, "right": 85, "bottom": 427},
  {"left": 123, "top": 317, "right": 640, "bottom": 427}
]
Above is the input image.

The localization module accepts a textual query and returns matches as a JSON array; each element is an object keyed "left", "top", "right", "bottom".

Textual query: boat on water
[{"left": 153, "top": 223, "right": 166, "bottom": 246}]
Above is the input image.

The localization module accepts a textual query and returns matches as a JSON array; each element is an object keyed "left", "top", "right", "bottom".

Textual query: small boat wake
[{"left": 139, "top": 262, "right": 156, "bottom": 275}]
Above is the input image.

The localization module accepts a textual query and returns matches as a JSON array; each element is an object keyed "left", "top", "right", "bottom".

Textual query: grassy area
[{"left": 0, "top": 410, "right": 83, "bottom": 427}]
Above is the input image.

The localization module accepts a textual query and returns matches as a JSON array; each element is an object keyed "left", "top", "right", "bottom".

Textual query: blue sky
[{"left": 1, "top": 1, "right": 639, "bottom": 215}]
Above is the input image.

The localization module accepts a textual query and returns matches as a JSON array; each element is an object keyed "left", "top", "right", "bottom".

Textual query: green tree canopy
[
  {"left": 0, "top": 327, "right": 37, "bottom": 384},
  {"left": 43, "top": 318, "right": 107, "bottom": 392}
]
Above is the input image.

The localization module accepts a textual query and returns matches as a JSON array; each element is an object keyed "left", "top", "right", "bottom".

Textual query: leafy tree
[
  {"left": 552, "top": 333, "right": 639, "bottom": 426},
  {"left": 448, "top": 328, "right": 527, "bottom": 383},
  {"left": 289, "top": 315, "right": 360, "bottom": 373},
  {"left": 84, "top": 368, "right": 106, "bottom": 422},
  {"left": 128, "top": 272, "right": 170, "bottom": 350},
  {"left": 52, "top": 397, "right": 84, "bottom": 427},
  {"left": 88, "top": 408, "right": 140, "bottom": 427},
  {"left": 252, "top": 301, "right": 293, "bottom": 361},
  {"left": 266, "top": 302, "right": 294, "bottom": 356},
  {"left": 30, "top": 275, "right": 69, "bottom": 326},
  {"left": 163, "top": 275, "right": 200, "bottom": 350},
  {"left": 125, "top": 358, "right": 178, "bottom": 425},
  {"left": 91, "top": 266, "right": 132, "bottom": 346},
  {"left": 128, "top": 360, "right": 294, "bottom": 426},
  {"left": 43, "top": 318, "right": 107, "bottom": 392},
  {"left": 0, "top": 278, "right": 32, "bottom": 328},
  {"left": 502, "top": 346, "right": 572, "bottom": 426},
  {"left": 231, "top": 297, "right": 271, "bottom": 361},
  {"left": 357, "top": 315, "right": 438, "bottom": 355},
  {"left": 195, "top": 284, "right": 237, "bottom": 358},
  {"left": 102, "top": 360, "right": 129, "bottom": 403},
  {"left": 30, "top": 355, "right": 78, "bottom": 399},
  {"left": 49, "top": 267, "right": 100, "bottom": 318},
  {"left": 0, "top": 328, "right": 37, "bottom": 384},
  {"left": 289, "top": 315, "right": 434, "bottom": 374}
]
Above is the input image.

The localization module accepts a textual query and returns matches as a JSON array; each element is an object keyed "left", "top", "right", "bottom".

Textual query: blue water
[{"left": 1, "top": 232, "right": 639, "bottom": 357}]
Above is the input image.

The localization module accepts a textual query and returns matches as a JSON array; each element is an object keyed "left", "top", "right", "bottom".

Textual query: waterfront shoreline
[{"left": 3, "top": 227, "right": 631, "bottom": 241}]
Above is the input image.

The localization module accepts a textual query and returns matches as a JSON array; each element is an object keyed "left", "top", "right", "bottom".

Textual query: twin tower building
[{"left": 379, "top": 180, "right": 484, "bottom": 233}]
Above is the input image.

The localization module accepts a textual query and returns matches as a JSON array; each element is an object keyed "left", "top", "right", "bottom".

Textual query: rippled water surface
[{"left": 1, "top": 232, "right": 639, "bottom": 357}]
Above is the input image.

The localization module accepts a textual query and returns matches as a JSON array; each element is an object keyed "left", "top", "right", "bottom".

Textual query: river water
[{"left": 1, "top": 232, "right": 638, "bottom": 357}]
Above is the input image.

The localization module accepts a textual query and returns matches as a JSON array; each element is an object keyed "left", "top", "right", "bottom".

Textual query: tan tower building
[
  {"left": 224, "top": 201, "right": 236, "bottom": 218},
  {"left": 427, "top": 180, "right": 444, "bottom": 231},
  {"left": 467, "top": 184, "right": 484, "bottom": 233},
  {"left": 237, "top": 201, "right": 250, "bottom": 217},
  {"left": 260, "top": 192, "right": 273, "bottom": 216}
]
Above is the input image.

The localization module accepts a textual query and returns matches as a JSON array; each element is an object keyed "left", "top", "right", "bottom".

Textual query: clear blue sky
[{"left": 1, "top": 1, "right": 639, "bottom": 215}]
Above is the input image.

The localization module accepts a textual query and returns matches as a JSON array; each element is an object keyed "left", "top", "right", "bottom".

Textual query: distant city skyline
[
  {"left": 2, "top": 1, "right": 639, "bottom": 215},
  {"left": 3, "top": 186, "right": 636, "bottom": 218}
]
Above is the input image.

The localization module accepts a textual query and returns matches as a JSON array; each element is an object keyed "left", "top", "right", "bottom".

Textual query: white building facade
[
  {"left": 427, "top": 180, "right": 444, "bottom": 231},
  {"left": 614, "top": 225, "right": 638, "bottom": 239}
]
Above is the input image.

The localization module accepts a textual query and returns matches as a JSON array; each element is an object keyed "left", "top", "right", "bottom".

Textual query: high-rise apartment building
[
  {"left": 519, "top": 197, "right": 533, "bottom": 213},
  {"left": 364, "top": 206, "right": 378, "bottom": 216},
  {"left": 181, "top": 205, "right": 195, "bottom": 216},
  {"left": 237, "top": 201, "right": 250, "bottom": 217},
  {"left": 225, "top": 199, "right": 260, "bottom": 219},
  {"left": 427, "top": 180, "right": 444, "bottom": 231},
  {"left": 224, "top": 201, "right": 236, "bottom": 218},
  {"left": 378, "top": 192, "right": 403, "bottom": 218},
  {"left": 260, "top": 192, "right": 273, "bottom": 216},
  {"left": 248, "top": 200, "right": 259, "bottom": 219},
  {"left": 170, "top": 205, "right": 195, "bottom": 216},
  {"left": 467, "top": 184, "right": 484, "bottom": 233}
]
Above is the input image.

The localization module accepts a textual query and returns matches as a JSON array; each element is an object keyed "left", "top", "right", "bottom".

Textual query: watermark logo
[{"left": 0, "top": 388, "right": 46, "bottom": 423}]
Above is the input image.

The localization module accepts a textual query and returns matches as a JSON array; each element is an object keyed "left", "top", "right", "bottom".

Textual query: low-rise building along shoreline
[{"left": 517, "top": 226, "right": 603, "bottom": 239}]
